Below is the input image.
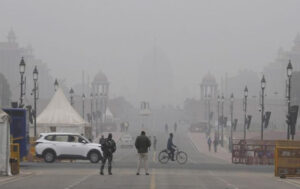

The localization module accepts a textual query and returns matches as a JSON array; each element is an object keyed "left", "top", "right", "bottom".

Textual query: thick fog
[{"left": 1, "top": 0, "right": 300, "bottom": 105}]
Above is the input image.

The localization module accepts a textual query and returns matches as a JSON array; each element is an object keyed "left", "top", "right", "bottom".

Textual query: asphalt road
[{"left": 1, "top": 127, "right": 299, "bottom": 189}]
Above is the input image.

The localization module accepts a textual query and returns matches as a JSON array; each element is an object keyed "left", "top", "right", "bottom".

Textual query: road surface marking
[
  {"left": 64, "top": 174, "right": 92, "bottom": 189},
  {"left": 278, "top": 179, "right": 300, "bottom": 188},
  {"left": 209, "top": 171, "right": 239, "bottom": 189},
  {"left": 0, "top": 172, "right": 35, "bottom": 186},
  {"left": 150, "top": 169, "right": 156, "bottom": 189}
]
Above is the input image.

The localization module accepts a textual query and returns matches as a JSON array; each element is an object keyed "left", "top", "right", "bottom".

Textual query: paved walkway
[{"left": 188, "top": 132, "right": 232, "bottom": 163}]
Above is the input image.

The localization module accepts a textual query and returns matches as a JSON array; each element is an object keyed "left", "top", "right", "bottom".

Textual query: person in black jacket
[
  {"left": 135, "top": 131, "right": 151, "bottom": 175},
  {"left": 100, "top": 133, "right": 116, "bottom": 175}
]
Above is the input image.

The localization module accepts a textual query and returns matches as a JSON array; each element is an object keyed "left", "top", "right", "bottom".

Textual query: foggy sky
[{"left": 1, "top": 0, "right": 300, "bottom": 102}]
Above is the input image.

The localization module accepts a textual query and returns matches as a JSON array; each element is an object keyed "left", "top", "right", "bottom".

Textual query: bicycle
[{"left": 158, "top": 147, "right": 188, "bottom": 164}]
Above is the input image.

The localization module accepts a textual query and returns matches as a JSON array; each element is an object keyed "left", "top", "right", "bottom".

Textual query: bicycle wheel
[
  {"left": 176, "top": 151, "right": 188, "bottom": 164},
  {"left": 158, "top": 150, "right": 169, "bottom": 164}
]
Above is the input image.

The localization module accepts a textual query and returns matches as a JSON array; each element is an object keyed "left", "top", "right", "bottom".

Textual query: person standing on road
[
  {"left": 213, "top": 137, "right": 218, "bottom": 153},
  {"left": 135, "top": 131, "right": 151, "bottom": 175},
  {"left": 165, "top": 124, "right": 169, "bottom": 133},
  {"left": 100, "top": 133, "right": 116, "bottom": 175},
  {"left": 99, "top": 135, "right": 105, "bottom": 145},
  {"left": 174, "top": 122, "right": 177, "bottom": 133},
  {"left": 207, "top": 136, "right": 212, "bottom": 152},
  {"left": 153, "top": 136, "right": 157, "bottom": 151}
]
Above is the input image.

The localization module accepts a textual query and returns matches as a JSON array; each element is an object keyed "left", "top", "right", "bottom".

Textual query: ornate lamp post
[
  {"left": 287, "top": 60, "right": 293, "bottom": 140},
  {"left": 221, "top": 95, "right": 224, "bottom": 147},
  {"left": 230, "top": 93, "right": 234, "bottom": 151},
  {"left": 54, "top": 79, "right": 59, "bottom": 91},
  {"left": 19, "top": 57, "right": 26, "bottom": 107},
  {"left": 244, "top": 86, "right": 248, "bottom": 140},
  {"left": 33, "top": 66, "right": 39, "bottom": 137},
  {"left": 69, "top": 88, "right": 74, "bottom": 106},
  {"left": 261, "top": 75, "right": 266, "bottom": 140},
  {"left": 82, "top": 94, "right": 85, "bottom": 119}
]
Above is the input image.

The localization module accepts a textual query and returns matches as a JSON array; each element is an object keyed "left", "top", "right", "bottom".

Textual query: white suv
[{"left": 35, "top": 133, "right": 103, "bottom": 163}]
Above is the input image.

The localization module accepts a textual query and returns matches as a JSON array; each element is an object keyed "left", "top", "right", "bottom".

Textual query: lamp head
[
  {"left": 33, "top": 66, "right": 38, "bottom": 81},
  {"left": 19, "top": 57, "right": 26, "bottom": 74}
]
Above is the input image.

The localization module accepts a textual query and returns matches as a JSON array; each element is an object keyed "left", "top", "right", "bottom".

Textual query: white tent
[
  {"left": 0, "top": 109, "right": 11, "bottom": 176},
  {"left": 37, "top": 88, "right": 90, "bottom": 135}
]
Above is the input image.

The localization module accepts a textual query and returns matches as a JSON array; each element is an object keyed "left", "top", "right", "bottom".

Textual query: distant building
[
  {"left": 138, "top": 47, "right": 174, "bottom": 107},
  {"left": 0, "top": 29, "right": 54, "bottom": 103},
  {"left": 264, "top": 33, "right": 300, "bottom": 98}
]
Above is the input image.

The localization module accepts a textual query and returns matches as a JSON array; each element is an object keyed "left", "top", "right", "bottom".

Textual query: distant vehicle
[
  {"left": 189, "top": 122, "right": 208, "bottom": 133},
  {"left": 118, "top": 134, "right": 134, "bottom": 148},
  {"left": 35, "top": 133, "right": 103, "bottom": 163}
]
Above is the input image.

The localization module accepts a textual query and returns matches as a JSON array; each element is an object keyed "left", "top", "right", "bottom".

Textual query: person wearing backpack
[{"left": 100, "top": 133, "right": 116, "bottom": 175}]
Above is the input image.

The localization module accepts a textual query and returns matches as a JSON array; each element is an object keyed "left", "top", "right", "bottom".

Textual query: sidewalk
[{"left": 188, "top": 132, "right": 232, "bottom": 163}]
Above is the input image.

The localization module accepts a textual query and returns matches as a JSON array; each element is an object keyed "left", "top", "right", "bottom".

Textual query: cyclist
[{"left": 167, "top": 133, "right": 176, "bottom": 161}]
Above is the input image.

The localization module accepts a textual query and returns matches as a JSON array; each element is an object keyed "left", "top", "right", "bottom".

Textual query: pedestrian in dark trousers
[
  {"left": 213, "top": 138, "right": 218, "bottom": 153},
  {"left": 100, "top": 133, "right": 116, "bottom": 175},
  {"left": 99, "top": 135, "right": 105, "bottom": 145},
  {"left": 135, "top": 131, "right": 151, "bottom": 175},
  {"left": 153, "top": 136, "right": 157, "bottom": 151},
  {"left": 207, "top": 136, "right": 212, "bottom": 152}
]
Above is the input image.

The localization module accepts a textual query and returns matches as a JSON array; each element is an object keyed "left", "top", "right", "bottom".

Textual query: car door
[
  {"left": 53, "top": 135, "right": 70, "bottom": 156},
  {"left": 68, "top": 135, "right": 89, "bottom": 157}
]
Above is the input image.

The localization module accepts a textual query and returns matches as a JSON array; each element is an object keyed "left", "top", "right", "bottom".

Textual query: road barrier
[
  {"left": 10, "top": 143, "right": 20, "bottom": 175},
  {"left": 232, "top": 139, "right": 275, "bottom": 165},
  {"left": 275, "top": 141, "right": 300, "bottom": 177}
]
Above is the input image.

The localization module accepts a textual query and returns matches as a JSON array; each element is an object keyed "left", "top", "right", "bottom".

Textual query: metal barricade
[
  {"left": 232, "top": 139, "right": 275, "bottom": 165},
  {"left": 275, "top": 141, "right": 300, "bottom": 177}
]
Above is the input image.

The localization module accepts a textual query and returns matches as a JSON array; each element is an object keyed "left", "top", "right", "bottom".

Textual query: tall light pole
[
  {"left": 54, "top": 79, "right": 59, "bottom": 91},
  {"left": 90, "top": 93, "right": 94, "bottom": 137},
  {"left": 244, "top": 86, "right": 248, "bottom": 140},
  {"left": 82, "top": 93, "right": 85, "bottom": 119},
  {"left": 33, "top": 66, "right": 38, "bottom": 137},
  {"left": 261, "top": 75, "right": 266, "bottom": 140},
  {"left": 230, "top": 93, "right": 234, "bottom": 151},
  {"left": 19, "top": 57, "right": 26, "bottom": 107},
  {"left": 287, "top": 60, "right": 293, "bottom": 140},
  {"left": 217, "top": 95, "right": 220, "bottom": 141},
  {"left": 221, "top": 95, "right": 224, "bottom": 147},
  {"left": 69, "top": 88, "right": 74, "bottom": 106}
]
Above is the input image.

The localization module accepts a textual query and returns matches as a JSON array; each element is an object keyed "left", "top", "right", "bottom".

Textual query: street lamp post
[
  {"left": 244, "top": 86, "right": 248, "bottom": 140},
  {"left": 69, "top": 88, "right": 74, "bottom": 106},
  {"left": 217, "top": 95, "right": 220, "bottom": 141},
  {"left": 221, "top": 95, "right": 224, "bottom": 147},
  {"left": 33, "top": 66, "right": 38, "bottom": 137},
  {"left": 19, "top": 57, "right": 26, "bottom": 107},
  {"left": 82, "top": 94, "right": 85, "bottom": 119},
  {"left": 54, "top": 79, "right": 59, "bottom": 91},
  {"left": 287, "top": 60, "right": 293, "bottom": 140},
  {"left": 230, "top": 93, "right": 234, "bottom": 151},
  {"left": 261, "top": 75, "right": 266, "bottom": 140}
]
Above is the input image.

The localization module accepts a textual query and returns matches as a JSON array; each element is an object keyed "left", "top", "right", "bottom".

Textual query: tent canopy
[{"left": 37, "top": 88, "right": 87, "bottom": 126}]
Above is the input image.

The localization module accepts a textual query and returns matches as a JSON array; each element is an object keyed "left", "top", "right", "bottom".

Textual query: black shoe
[
  {"left": 136, "top": 173, "right": 140, "bottom": 175},
  {"left": 146, "top": 173, "right": 150, "bottom": 175},
  {"left": 100, "top": 172, "right": 104, "bottom": 175},
  {"left": 109, "top": 172, "right": 112, "bottom": 175}
]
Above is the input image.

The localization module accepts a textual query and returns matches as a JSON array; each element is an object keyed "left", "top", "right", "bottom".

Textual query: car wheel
[
  {"left": 89, "top": 151, "right": 100, "bottom": 163},
  {"left": 43, "top": 150, "right": 56, "bottom": 163}
]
